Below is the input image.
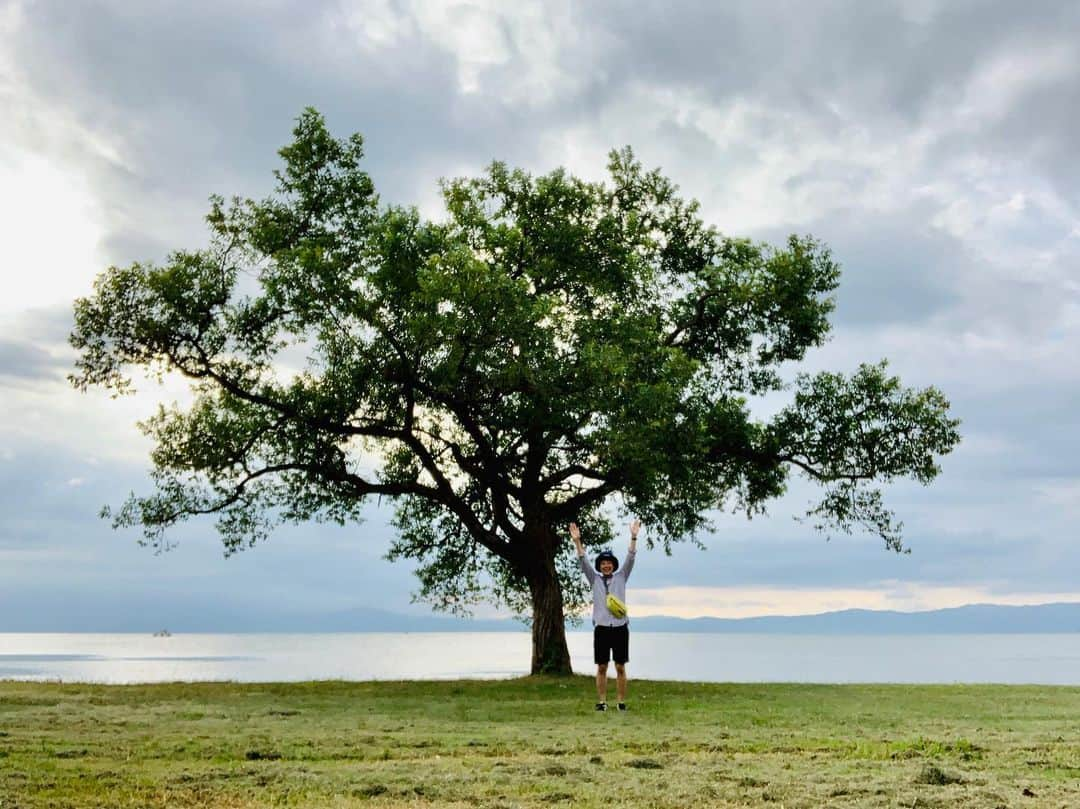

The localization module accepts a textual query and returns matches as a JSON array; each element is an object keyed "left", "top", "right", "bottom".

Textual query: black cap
[{"left": 594, "top": 550, "right": 619, "bottom": 572}]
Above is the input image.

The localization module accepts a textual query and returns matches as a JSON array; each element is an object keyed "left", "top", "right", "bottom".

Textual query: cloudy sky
[{"left": 2, "top": 0, "right": 1079, "bottom": 630}]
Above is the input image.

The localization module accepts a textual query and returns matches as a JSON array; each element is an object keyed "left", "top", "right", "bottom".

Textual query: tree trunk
[
  {"left": 526, "top": 527, "right": 573, "bottom": 675},
  {"left": 528, "top": 566, "right": 573, "bottom": 675}
]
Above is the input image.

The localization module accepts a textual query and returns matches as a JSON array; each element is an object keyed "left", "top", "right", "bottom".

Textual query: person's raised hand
[
  {"left": 630, "top": 519, "right": 641, "bottom": 540},
  {"left": 569, "top": 523, "right": 581, "bottom": 542}
]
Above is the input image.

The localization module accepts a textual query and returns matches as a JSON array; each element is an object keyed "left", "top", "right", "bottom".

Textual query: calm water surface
[{"left": 1, "top": 633, "right": 1078, "bottom": 685}]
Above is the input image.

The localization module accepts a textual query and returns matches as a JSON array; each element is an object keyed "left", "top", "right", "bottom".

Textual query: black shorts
[{"left": 593, "top": 624, "right": 629, "bottom": 665}]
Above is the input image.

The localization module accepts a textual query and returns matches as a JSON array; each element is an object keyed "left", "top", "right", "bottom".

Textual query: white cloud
[
  {"left": 340, "top": 0, "right": 415, "bottom": 49},
  {"left": 339, "top": 0, "right": 600, "bottom": 105}
]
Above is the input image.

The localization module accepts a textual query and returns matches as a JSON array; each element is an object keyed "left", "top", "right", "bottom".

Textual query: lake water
[{"left": 2, "top": 633, "right": 1079, "bottom": 685}]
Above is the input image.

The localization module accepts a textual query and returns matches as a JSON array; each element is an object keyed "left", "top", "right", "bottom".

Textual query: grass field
[{"left": 1, "top": 677, "right": 1078, "bottom": 808}]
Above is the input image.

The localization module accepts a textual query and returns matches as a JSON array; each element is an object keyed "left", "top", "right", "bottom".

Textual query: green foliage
[{"left": 70, "top": 108, "right": 960, "bottom": 621}]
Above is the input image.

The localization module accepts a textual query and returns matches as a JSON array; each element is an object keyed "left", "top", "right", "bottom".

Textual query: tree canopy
[{"left": 71, "top": 109, "right": 961, "bottom": 673}]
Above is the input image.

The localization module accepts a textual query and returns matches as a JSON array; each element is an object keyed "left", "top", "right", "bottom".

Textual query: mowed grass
[{"left": 1, "top": 677, "right": 1078, "bottom": 808}]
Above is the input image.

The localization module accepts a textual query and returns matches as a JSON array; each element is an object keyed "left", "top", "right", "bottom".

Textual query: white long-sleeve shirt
[{"left": 580, "top": 550, "right": 635, "bottom": 627}]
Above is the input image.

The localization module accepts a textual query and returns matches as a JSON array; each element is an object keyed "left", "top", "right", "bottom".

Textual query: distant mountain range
[
  {"left": 627, "top": 602, "right": 1080, "bottom": 634},
  {"left": 311, "top": 602, "right": 1080, "bottom": 634},
  {"left": 4, "top": 598, "right": 1080, "bottom": 633}
]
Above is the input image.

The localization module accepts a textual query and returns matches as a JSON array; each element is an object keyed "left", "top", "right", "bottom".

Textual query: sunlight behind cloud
[{"left": 0, "top": 148, "right": 105, "bottom": 314}]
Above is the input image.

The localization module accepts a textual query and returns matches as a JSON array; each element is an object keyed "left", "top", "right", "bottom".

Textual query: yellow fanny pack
[{"left": 606, "top": 593, "right": 628, "bottom": 619}]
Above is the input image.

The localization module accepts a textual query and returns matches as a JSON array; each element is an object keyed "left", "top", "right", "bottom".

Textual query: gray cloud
[
  {"left": 754, "top": 203, "right": 966, "bottom": 327},
  {"left": 6, "top": 1, "right": 557, "bottom": 267},
  {"left": 0, "top": 338, "right": 67, "bottom": 381},
  {"left": 589, "top": 0, "right": 1079, "bottom": 126},
  {"left": 8, "top": 305, "right": 75, "bottom": 344},
  {"left": 2, "top": 0, "right": 1079, "bottom": 619}
]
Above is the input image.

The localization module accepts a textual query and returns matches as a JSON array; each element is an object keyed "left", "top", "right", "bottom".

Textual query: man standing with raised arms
[{"left": 570, "top": 519, "right": 640, "bottom": 712}]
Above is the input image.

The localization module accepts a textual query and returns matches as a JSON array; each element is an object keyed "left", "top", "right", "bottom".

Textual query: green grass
[{"left": 1, "top": 678, "right": 1079, "bottom": 807}]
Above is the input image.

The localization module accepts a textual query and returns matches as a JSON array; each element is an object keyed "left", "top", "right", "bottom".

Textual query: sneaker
[
  {"left": 617, "top": 703, "right": 628, "bottom": 712},
  {"left": 594, "top": 702, "right": 607, "bottom": 712}
]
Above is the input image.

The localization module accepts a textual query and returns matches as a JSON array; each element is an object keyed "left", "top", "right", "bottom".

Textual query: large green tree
[{"left": 71, "top": 110, "right": 960, "bottom": 674}]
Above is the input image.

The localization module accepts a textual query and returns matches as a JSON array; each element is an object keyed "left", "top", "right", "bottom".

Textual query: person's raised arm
[
  {"left": 571, "top": 522, "right": 595, "bottom": 584},
  {"left": 570, "top": 522, "right": 585, "bottom": 557},
  {"left": 623, "top": 519, "right": 640, "bottom": 578}
]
